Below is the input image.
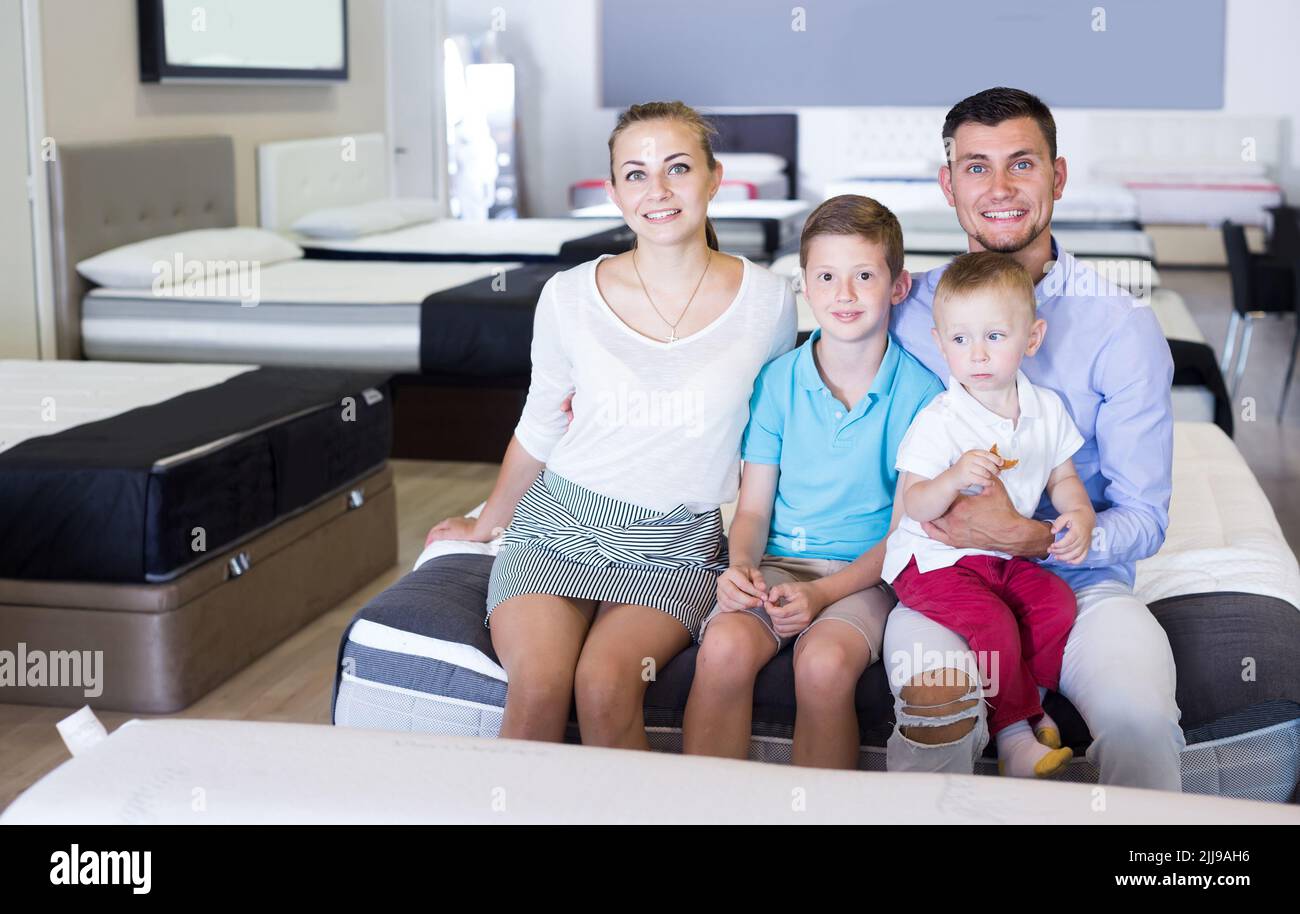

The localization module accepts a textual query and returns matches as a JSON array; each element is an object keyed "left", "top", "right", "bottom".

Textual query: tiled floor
[{"left": 1162, "top": 268, "right": 1300, "bottom": 553}]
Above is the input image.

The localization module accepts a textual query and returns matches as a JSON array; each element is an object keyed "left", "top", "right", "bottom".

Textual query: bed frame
[{"left": 24, "top": 135, "right": 401, "bottom": 712}]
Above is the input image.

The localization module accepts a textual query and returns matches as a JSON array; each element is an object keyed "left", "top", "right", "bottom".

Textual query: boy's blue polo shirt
[{"left": 741, "top": 329, "right": 944, "bottom": 562}]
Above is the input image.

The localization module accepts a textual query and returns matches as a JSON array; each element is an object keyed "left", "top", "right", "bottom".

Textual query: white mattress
[
  {"left": 1122, "top": 181, "right": 1282, "bottom": 228},
  {"left": 6, "top": 717, "right": 1296, "bottom": 824},
  {"left": 81, "top": 259, "right": 517, "bottom": 372},
  {"left": 823, "top": 179, "right": 1139, "bottom": 226},
  {"left": 1136, "top": 422, "right": 1300, "bottom": 609},
  {"left": 0, "top": 360, "right": 255, "bottom": 455},
  {"left": 296, "top": 218, "right": 624, "bottom": 258}
]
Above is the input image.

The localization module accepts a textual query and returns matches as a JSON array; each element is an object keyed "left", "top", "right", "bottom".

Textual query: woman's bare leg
[
  {"left": 573, "top": 602, "right": 693, "bottom": 750},
  {"left": 489, "top": 593, "right": 597, "bottom": 741}
]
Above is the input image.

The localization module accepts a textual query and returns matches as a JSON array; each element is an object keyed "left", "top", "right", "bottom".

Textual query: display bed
[
  {"left": 6, "top": 718, "right": 1298, "bottom": 823},
  {"left": 0, "top": 360, "right": 398, "bottom": 712},
  {"left": 333, "top": 423, "right": 1300, "bottom": 803}
]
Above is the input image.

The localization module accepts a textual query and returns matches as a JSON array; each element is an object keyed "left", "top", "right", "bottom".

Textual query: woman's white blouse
[{"left": 513, "top": 254, "right": 797, "bottom": 513}]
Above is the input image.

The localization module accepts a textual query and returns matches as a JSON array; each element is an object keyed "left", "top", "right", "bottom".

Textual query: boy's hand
[
  {"left": 765, "top": 581, "right": 828, "bottom": 638},
  {"left": 1049, "top": 509, "right": 1095, "bottom": 564},
  {"left": 948, "top": 448, "right": 1003, "bottom": 491},
  {"left": 716, "top": 565, "right": 768, "bottom": 611}
]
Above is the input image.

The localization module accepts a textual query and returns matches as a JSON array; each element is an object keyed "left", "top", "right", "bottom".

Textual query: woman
[{"left": 426, "top": 101, "right": 796, "bottom": 748}]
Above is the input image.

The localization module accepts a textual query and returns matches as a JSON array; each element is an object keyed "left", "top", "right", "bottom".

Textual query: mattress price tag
[
  {"left": 362, "top": 388, "right": 384, "bottom": 406},
  {"left": 56, "top": 705, "right": 109, "bottom": 757}
]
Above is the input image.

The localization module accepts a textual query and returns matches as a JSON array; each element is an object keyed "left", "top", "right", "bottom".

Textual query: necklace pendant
[{"left": 667, "top": 329, "right": 677, "bottom": 343}]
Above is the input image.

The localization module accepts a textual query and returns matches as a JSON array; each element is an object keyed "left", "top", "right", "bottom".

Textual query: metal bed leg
[
  {"left": 1221, "top": 311, "right": 1242, "bottom": 374},
  {"left": 1229, "top": 316, "right": 1255, "bottom": 404}
]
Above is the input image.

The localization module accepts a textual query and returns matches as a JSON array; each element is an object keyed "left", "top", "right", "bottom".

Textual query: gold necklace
[{"left": 632, "top": 249, "right": 712, "bottom": 343}]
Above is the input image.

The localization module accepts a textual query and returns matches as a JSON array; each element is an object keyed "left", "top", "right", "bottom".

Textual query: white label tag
[
  {"left": 56, "top": 705, "right": 109, "bottom": 757},
  {"left": 362, "top": 388, "right": 383, "bottom": 406}
]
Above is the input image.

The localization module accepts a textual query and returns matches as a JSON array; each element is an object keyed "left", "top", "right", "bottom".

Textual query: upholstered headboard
[
  {"left": 256, "top": 133, "right": 389, "bottom": 231},
  {"left": 46, "top": 135, "right": 236, "bottom": 359},
  {"left": 706, "top": 113, "right": 799, "bottom": 199}
]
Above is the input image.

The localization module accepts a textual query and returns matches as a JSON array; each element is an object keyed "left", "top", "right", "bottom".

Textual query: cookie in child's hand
[{"left": 990, "top": 443, "right": 1019, "bottom": 471}]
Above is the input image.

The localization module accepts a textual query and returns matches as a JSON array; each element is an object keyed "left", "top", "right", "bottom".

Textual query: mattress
[
  {"left": 1092, "top": 161, "right": 1283, "bottom": 227},
  {"left": 334, "top": 423, "right": 1300, "bottom": 803},
  {"left": 0, "top": 360, "right": 392, "bottom": 582},
  {"left": 7, "top": 717, "right": 1298, "bottom": 824},
  {"left": 81, "top": 259, "right": 549, "bottom": 374},
  {"left": 296, "top": 218, "right": 632, "bottom": 263},
  {"left": 824, "top": 178, "right": 1140, "bottom": 229},
  {"left": 0, "top": 463, "right": 397, "bottom": 713},
  {"left": 569, "top": 199, "right": 811, "bottom": 260},
  {"left": 1123, "top": 181, "right": 1283, "bottom": 228}
]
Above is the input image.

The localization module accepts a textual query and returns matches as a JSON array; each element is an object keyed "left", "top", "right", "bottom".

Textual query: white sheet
[
  {"left": 0, "top": 360, "right": 255, "bottom": 455},
  {"left": 6, "top": 717, "right": 1295, "bottom": 824},
  {"left": 298, "top": 218, "right": 625, "bottom": 257}
]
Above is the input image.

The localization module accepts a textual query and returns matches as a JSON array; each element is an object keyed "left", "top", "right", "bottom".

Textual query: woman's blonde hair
[{"left": 608, "top": 101, "right": 720, "bottom": 251}]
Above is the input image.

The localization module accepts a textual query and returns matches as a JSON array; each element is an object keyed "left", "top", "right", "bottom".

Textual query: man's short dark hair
[{"left": 942, "top": 87, "right": 1057, "bottom": 162}]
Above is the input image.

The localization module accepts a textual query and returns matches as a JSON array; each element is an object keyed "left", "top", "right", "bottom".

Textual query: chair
[
  {"left": 1266, "top": 205, "right": 1300, "bottom": 259},
  {"left": 1278, "top": 254, "right": 1300, "bottom": 419},
  {"left": 1219, "top": 221, "right": 1295, "bottom": 406}
]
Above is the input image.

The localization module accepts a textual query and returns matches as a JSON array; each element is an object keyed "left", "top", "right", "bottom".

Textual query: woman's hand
[
  {"left": 424, "top": 516, "right": 493, "bottom": 546},
  {"left": 765, "top": 581, "right": 828, "bottom": 638}
]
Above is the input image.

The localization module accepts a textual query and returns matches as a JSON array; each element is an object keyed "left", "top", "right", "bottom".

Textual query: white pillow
[
  {"left": 715, "top": 152, "right": 788, "bottom": 178},
  {"left": 291, "top": 198, "right": 440, "bottom": 239},
  {"left": 77, "top": 228, "right": 303, "bottom": 289}
]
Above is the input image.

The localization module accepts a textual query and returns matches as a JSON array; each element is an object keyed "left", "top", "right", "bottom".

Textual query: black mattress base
[{"left": 0, "top": 368, "right": 393, "bottom": 583}]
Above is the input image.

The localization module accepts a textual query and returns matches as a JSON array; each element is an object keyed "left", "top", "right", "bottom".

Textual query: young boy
[
  {"left": 682, "top": 195, "right": 944, "bottom": 769},
  {"left": 882, "top": 251, "right": 1096, "bottom": 778}
]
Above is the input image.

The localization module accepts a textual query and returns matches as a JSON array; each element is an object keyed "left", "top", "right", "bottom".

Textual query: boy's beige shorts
[{"left": 698, "top": 553, "right": 896, "bottom": 659}]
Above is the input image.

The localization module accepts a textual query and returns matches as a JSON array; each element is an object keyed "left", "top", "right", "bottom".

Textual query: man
[{"left": 886, "top": 87, "right": 1183, "bottom": 791}]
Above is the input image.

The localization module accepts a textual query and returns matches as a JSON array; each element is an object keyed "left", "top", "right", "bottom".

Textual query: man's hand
[
  {"left": 765, "top": 581, "right": 829, "bottom": 638},
  {"left": 561, "top": 392, "right": 574, "bottom": 428},
  {"left": 921, "top": 476, "right": 1054, "bottom": 558}
]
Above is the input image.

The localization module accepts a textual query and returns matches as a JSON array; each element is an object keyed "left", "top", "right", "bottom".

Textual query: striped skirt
[{"left": 485, "top": 470, "right": 727, "bottom": 637}]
